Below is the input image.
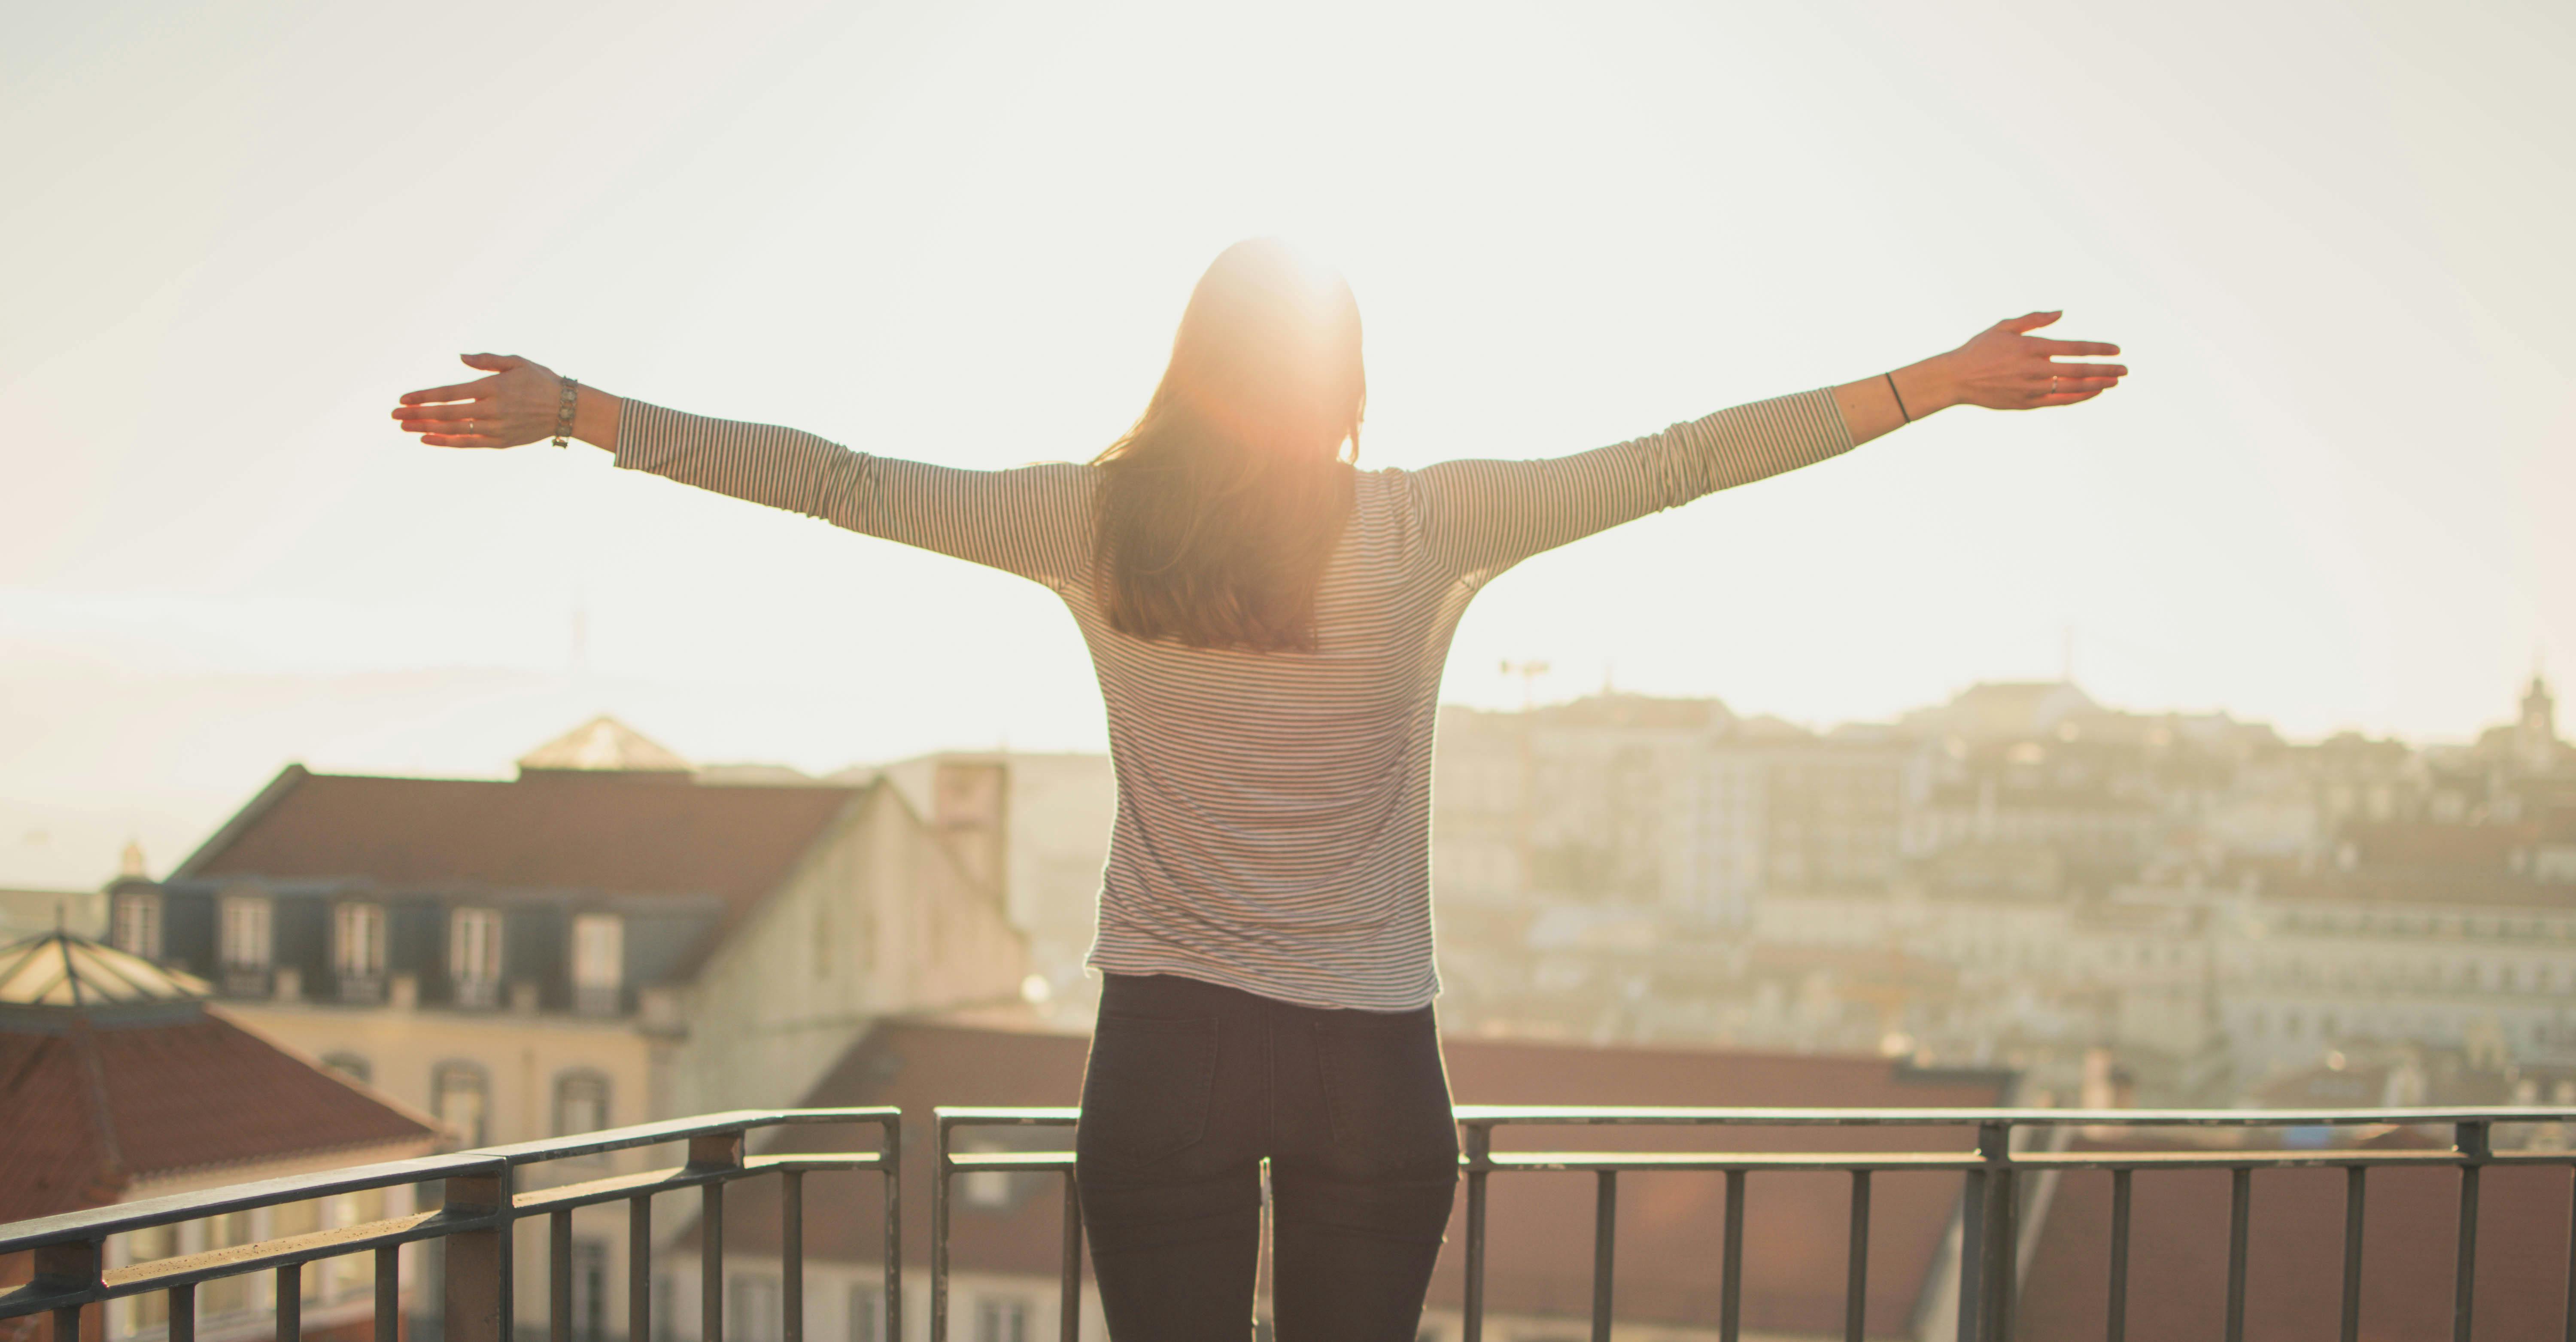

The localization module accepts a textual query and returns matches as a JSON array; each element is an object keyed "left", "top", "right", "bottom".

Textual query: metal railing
[
  {"left": 934, "top": 1105, "right": 2576, "bottom": 1342},
  {"left": 14, "top": 1102, "right": 2574, "bottom": 1342},
  {"left": 0, "top": 1108, "right": 898, "bottom": 1342}
]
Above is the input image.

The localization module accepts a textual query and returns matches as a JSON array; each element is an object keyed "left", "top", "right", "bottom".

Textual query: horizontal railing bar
[
  {"left": 935, "top": 1108, "right": 1079, "bottom": 1129},
  {"left": 1, "top": 1208, "right": 503, "bottom": 1319},
  {"left": 1475, "top": 1149, "right": 2512, "bottom": 1173},
  {"left": 938, "top": 1138, "right": 2566, "bottom": 1175},
  {"left": 1451, "top": 1106, "right": 2576, "bottom": 1128},
  {"left": 940, "top": 1147, "right": 2565, "bottom": 1177},
  {"left": 472, "top": 1108, "right": 898, "bottom": 1166},
  {"left": 936, "top": 1105, "right": 2576, "bottom": 1136},
  {"left": 945, "top": 1153, "right": 1078, "bottom": 1172},
  {"left": 0, "top": 1154, "right": 507, "bottom": 1255},
  {"left": 506, "top": 1155, "right": 886, "bottom": 1219}
]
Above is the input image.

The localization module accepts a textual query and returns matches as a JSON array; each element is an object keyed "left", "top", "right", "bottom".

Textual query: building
[
  {"left": 0, "top": 931, "right": 442, "bottom": 1342},
  {"left": 100, "top": 718, "right": 1029, "bottom": 1342},
  {"left": 866, "top": 752, "right": 1116, "bottom": 1026}
]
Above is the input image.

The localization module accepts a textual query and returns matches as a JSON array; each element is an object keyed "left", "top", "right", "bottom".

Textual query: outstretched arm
[
  {"left": 392, "top": 355, "right": 1096, "bottom": 588},
  {"left": 1833, "top": 310, "right": 2124, "bottom": 445},
  {"left": 1413, "top": 310, "right": 2126, "bottom": 582}
]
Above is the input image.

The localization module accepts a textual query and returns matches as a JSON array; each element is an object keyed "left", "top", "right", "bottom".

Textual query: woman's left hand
[
  {"left": 393, "top": 353, "right": 569, "bottom": 448},
  {"left": 1938, "top": 312, "right": 2126, "bottom": 411}
]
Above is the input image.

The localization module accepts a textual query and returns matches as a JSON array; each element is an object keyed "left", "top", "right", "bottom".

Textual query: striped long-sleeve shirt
[{"left": 614, "top": 388, "right": 1856, "bottom": 1010}]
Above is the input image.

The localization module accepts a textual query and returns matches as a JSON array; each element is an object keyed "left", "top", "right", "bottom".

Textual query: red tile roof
[
  {"left": 180, "top": 766, "right": 862, "bottom": 915},
  {"left": 2017, "top": 1131, "right": 2575, "bottom": 1341},
  {"left": 0, "top": 1010, "right": 439, "bottom": 1223},
  {"left": 699, "top": 1019, "right": 2006, "bottom": 1333}
]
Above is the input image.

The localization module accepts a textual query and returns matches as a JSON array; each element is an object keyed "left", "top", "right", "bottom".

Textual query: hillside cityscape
[{"left": 9, "top": 673, "right": 2574, "bottom": 1342}]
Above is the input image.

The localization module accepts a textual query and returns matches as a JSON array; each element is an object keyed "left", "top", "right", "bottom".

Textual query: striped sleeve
[
  {"left": 611, "top": 399, "right": 1098, "bottom": 588},
  {"left": 1409, "top": 387, "right": 1855, "bottom": 582}
]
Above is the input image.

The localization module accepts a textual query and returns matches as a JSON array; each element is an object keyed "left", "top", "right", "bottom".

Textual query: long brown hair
[{"left": 1091, "top": 239, "right": 1365, "bottom": 651}]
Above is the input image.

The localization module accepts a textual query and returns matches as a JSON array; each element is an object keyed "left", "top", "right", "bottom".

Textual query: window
[
  {"left": 431, "top": 1062, "right": 490, "bottom": 1147},
  {"left": 451, "top": 907, "right": 503, "bottom": 986},
  {"left": 973, "top": 1297, "right": 1028, "bottom": 1342},
  {"left": 727, "top": 1274, "right": 780, "bottom": 1342},
  {"left": 959, "top": 1142, "right": 1016, "bottom": 1209},
  {"left": 202, "top": 1212, "right": 252, "bottom": 1315},
  {"left": 325, "top": 1188, "right": 389, "bottom": 1299},
  {"left": 573, "top": 1239, "right": 610, "bottom": 1342},
  {"left": 124, "top": 1223, "right": 178, "bottom": 1328},
  {"left": 321, "top": 1052, "right": 372, "bottom": 1086},
  {"left": 572, "top": 913, "right": 624, "bottom": 1014},
  {"left": 555, "top": 1071, "right": 611, "bottom": 1137},
  {"left": 335, "top": 902, "right": 388, "bottom": 979},
  {"left": 219, "top": 895, "right": 272, "bottom": 970},
  {"left": 112, "top": 893, "right": 162, "bottom": 960},
  {"left": 848, "top": 1285, "right": 882, "bottom": 1342}
]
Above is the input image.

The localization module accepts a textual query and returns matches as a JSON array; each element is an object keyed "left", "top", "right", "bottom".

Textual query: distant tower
[
  {"left": 2518, "top": 672, "right": 2560, "bottom": 774},
  {"left": 118, "top": 839, "right": 147, "bottom": 879}
]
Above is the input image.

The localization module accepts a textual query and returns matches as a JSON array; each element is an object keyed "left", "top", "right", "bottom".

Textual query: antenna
[{"left": 1500, "top": 660, "right": 1551, "bottom": 713}]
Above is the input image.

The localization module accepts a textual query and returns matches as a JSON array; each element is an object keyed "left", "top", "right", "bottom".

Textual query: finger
[
  {"left": 2045, "top": 362, "right": 2128, "bottom": 380},
  {"left": 2032, "top": 387, "right": 2110, "bottom": 408},
  {"left": 392, "top": 399, "right": 493, "bottom": 422},
  {"left": 1997, "top": 310, "right": 2063, "bottom": 333},
  {"left": 417, "top": 432, "right": 511, "bottom": 448},
  {"left": 399, "top": 374, "right": 500, "bottom": 405},
  {"left": 2032, "top": 338, "right": 2121, "bottom": 357},
  {"left": 459, "top": 353, "right": 532, "bottom": 372}
]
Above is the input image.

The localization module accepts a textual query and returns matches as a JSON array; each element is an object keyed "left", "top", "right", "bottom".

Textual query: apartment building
[{"left": 102, "top": 718, "right": 1028, "bottom": 1342}]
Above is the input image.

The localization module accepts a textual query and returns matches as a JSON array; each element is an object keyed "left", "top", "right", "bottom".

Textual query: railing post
[
  {"left": 374, "top": 1246, "right": 399, "bottom": 1342},
  {"left": 170, "top": 1284, "right": 196, "bottom": 1342},
  {"left": 1589, "top": 1170, "right": 1617, "bottom": 1342},
  {"left": 781, "top": 1171, "right": 804, "bottom": 1342},
  {"left": 2107, "top": 1169, "right": 2132, "bottom": 1342},
  {"left": 1059, "top": 1174, "right": 1083, "bottom": 1342},
  {"left": 881, "top": 1116, "right": 903, "bottom": 1342},
  {"left": 2226, "top": 1167, "right": 2251, "bottom": 1342},
  {"left": 1959, "top": 1121, "right": 2011, "bottom": 1342},
  {"left": 276, "top": 1264, "right": 301, "bottom": 1342},
  {"left": 1719, "top": 1169, "right": 1745, "bottom": 1342},
  {"left": 628, "top": 1195, "right": 653, "bottom": 1342},
  {"left": 2340, "top": 1166, "right": 2366, "bottom": 1342},
  {"left": 1845, "top": 1170, "right": 1871, "bottom": 1342},
  {"left": 443, "top": 1170, "right": 510, "bottom": 1342},
  {"left": 2458, "top": 1120, "right": 2490, "bottom": 1342},
  {"left": 1462, "top": 1122, "right": 1489, "bottom": 1342},
  {"left": 691, "top": 1133, "right": 743, "bottom": 1342},
  {"left": 550, "top": 1210, "right": 574, "bottom": 1342},
  {"left": 932, "top": 1118, "right": 951, "bottom": 1342}
]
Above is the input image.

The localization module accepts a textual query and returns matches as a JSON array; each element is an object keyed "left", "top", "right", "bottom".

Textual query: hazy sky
[{"left": 4, "top": 0, "right": 2570, "bottom": 887}]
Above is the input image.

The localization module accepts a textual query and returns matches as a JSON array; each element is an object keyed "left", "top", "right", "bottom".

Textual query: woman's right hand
[
  {"left": 393, "top": 353, "right": 574, "bottom": 449},
  {"left": 1935, "top": 312, "right": 2126, "bottom": 411}
]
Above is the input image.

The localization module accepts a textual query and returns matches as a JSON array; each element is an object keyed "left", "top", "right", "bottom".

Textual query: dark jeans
[{"left": 1075, "top": 972, "right": 1461, "bottom": 1341}]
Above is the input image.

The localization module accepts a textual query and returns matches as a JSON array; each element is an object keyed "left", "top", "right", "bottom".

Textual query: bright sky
[{"left": 4, "top": 0, "right": 2570, "bottom": 887}]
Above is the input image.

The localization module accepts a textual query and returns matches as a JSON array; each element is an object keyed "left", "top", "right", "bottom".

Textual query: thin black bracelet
[{"left": 1884, "top": 371, "right": 1911, "bottom": 424}]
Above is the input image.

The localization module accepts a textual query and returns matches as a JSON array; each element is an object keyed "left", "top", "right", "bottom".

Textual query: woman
[{"left": 395, "top": 238, "right": 2122, "bottom": 1340}]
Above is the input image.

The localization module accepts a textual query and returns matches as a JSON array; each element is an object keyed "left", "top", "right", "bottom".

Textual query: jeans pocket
[
  {"left": 1312, "top": 1011, "right": 1460, "bottom": 1176},
  {"left": 1076, "top": 1014, "right": 1220, "bottom": 1170}
]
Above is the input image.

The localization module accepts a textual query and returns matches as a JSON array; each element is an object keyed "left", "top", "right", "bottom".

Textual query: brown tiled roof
[
  {"left": 0, "top": 1010, "right": 439, "bottom": 1223},
  {"left": 179, "top": 767, "right": 862, "bottom": 915},
  {"left": 701, "top": 1019, "right": 2005, "bottom": 1333},
  {"left": 2017, "top": 1130, "right": 2573, "bottom": 1341}
]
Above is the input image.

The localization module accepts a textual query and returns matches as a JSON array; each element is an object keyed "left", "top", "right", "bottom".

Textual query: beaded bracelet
[{"left": 552, "top": 376, "right": 580, "bottom": 447}]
